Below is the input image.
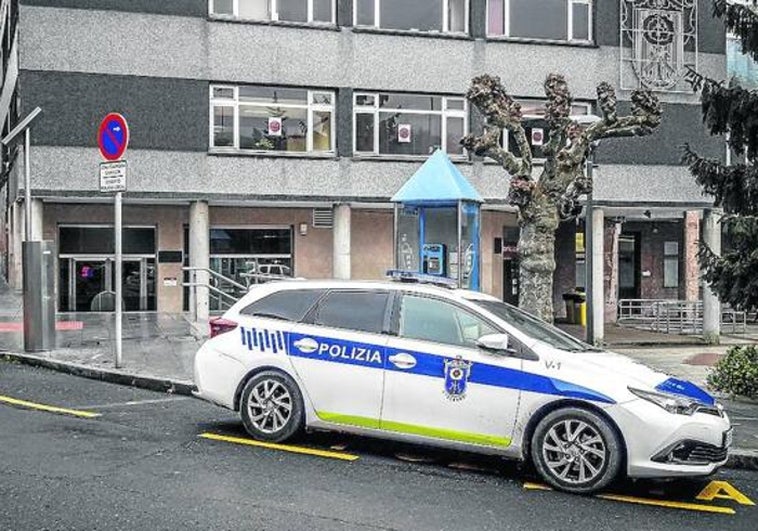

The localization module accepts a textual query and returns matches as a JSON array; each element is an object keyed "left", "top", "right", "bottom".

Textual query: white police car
[{"left": 193, "top": 275, "right": 731, "bottom": 494}]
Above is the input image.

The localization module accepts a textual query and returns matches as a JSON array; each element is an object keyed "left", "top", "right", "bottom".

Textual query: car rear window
[
  {"left": 313, "top": 291, "right": 389, "bottom": 334},
  {"left": 240, "top": 289, "right": 324, "bottom": 322}
]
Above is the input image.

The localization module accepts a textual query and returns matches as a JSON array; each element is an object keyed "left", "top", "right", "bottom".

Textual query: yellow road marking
[
  {"left": 523, "top": 482, "right": 552, "bottom": 491},
  {"left": 524, "top": 482, "right": 736, "bottom": 515},
  {"left": 696, "top": 480, "right": 755, "bottom": 506},
  {"left": 198, "top": 432, "right": 360, "bottom": 461},
  {"left": 596, "top": 494, "right": 735, "bottom": 515},
  {"left": 0, "top": 394, "right": 100, "bottom": 418}
]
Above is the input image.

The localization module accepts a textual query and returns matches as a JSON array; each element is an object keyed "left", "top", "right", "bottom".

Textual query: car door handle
[{"left": 388, "top": 353, "right": 416, "bottom": 369}]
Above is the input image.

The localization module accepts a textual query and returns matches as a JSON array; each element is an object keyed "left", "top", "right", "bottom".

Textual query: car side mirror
[{"left": 477, "top": 334, "right": 514, "bottom": 354}]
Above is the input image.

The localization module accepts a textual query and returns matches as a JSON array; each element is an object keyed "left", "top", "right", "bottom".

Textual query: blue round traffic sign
[{"left": 98, "top": 113, "right": 129, "bottom": 161}]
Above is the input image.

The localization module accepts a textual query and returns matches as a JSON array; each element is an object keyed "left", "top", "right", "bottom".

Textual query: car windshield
[{"left": 471, "top": 299, "right": 601, "bottom": 352}]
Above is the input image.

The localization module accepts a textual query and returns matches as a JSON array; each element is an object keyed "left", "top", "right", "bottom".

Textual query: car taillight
[{"left": 209, "top": 317, "right": 238, "bottom": 338}]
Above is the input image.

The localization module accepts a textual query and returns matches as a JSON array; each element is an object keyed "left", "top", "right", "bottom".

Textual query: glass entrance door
[{"left": 61, "top": 257, "right": 156, "bottom": 312}]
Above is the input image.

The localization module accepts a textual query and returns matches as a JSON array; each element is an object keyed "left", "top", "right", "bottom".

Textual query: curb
[
  {"left": 727, "top": 449, "right": 758, "bottom": 471},
  {"left": 0, "top": 352, "right": 195, "bottom": 397}
]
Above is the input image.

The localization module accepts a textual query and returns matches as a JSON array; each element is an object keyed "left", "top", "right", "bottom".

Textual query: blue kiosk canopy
[
  {"left": 391, "top": 149, "right": 483, "bottom": 205},
  {"left": 391, "top": 150, "right": 483, "bottom": 290}
]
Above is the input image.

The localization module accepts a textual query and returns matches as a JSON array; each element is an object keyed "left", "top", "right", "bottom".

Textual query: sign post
[{"left": 98, "top": 113, "right": 129, "bottom": 368}]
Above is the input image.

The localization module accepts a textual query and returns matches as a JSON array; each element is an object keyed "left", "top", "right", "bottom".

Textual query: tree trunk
[{"left": 518, "top": 197, "right": 560, "bottom": 322}]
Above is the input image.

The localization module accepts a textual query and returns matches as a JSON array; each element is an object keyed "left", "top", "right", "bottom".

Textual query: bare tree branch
[{"left": 462, "top": 75, "right": 533, "bottom": 179}]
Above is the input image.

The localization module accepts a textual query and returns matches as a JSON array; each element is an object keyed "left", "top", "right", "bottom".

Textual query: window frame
[
  {"left": 353, "top": 0, "right": 470, "bottom": 34},
  {"left": 352, "top": 92, "right": 469, "bottom": 159},
  {"left": 486, "top": 0, "right": 593, "bottom": 43},
  {"left": 209, "top": 0, "right": 337, "bottom": 25},
  {"left": 209, "top": 84, "right": 336, "bottom": 154},
  {"left": 501, "top": 99, "right": 592, "bottom": 161},
  {"left": 663, "top": 240, "right": 680, "bottom": 289}
]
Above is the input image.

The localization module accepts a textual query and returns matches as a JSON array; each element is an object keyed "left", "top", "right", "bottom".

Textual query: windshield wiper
[{"left": 250, "top": 312, "right": 287, "bottom": 320}]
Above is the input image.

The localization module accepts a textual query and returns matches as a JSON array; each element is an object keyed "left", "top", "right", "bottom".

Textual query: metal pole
[
  {"left": 584, "top": 151, "right": 594, "bottom": 343},
  {"left": 115, "top": 191, "right": 123, "bottom": 368},
  {"left": 24, "top": 128, "right": 31, "bottom": 241}
]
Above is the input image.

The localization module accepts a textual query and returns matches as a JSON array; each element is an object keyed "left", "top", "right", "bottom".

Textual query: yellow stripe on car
[{"left": 316, "top": 412, "right": 512, "bottom": 447}]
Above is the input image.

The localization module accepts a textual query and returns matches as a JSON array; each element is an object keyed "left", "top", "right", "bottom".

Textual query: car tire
[
  {"left": 239, "top": 370, "right": 304, "bottom": 443},
  {"left": 530, "top": 407, "right": 623, "bottom": 494}
]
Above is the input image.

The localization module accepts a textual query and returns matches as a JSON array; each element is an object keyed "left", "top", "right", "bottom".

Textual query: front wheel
[
  {"left": 530, "top": 407, "right": 623, "bottom": 494},
  {"left": 240, "top": 371, "right": 304, "bottom": 443}
]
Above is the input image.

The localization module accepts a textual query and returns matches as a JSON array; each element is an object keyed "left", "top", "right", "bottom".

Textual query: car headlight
[{"left": 628, "top": 387, "right": 700, "bottom": 415}]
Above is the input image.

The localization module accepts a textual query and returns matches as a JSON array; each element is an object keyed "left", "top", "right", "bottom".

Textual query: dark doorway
[{"left": 618, "top": 232, "right": 641, "bottom": 300}]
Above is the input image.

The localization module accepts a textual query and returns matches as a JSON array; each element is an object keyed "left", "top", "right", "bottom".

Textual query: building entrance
[{"left": 58, "top": 225, "right": 157, "bottom": 312}]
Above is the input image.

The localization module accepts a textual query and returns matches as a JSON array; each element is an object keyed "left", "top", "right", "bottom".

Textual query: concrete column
[
  {"left": 189, "top": 201, "right": 210, "bottom": 322},
  {"left": 682, "top": 211, "right": 700, "bottom": 301},
  {"left": 603, "top": 220, "right": 621, "bottom": 323},
  {"left": 590, "top": 207, "right": 605, "bottom": 345},
  {"left": 333, "top": 204, "right": 351, "bottom": 280},
  {"left": 702, "top": 209, "right": 722, "bottom": 344}
]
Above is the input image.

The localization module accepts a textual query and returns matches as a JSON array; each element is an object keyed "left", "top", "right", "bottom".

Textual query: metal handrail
[
  {"left": 617, "top": 298, "right": 747, "bottom": 335},
  {"left": 183, "top": 266, "right": 247, "bottom": 291}
]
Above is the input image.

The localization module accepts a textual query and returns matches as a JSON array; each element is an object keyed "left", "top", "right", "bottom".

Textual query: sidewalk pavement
[{"left": 0, "top": 279, "right": 755, "bottom": 469}]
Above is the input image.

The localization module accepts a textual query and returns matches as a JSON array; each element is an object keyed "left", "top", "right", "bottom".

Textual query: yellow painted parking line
[
  {"left": 0, "top": 394, "right": 100, "bottom": 419},
  {"left": 596, "top": 494, "right": 735, "bottom": 515},
  {"left": 523, "top": 482, "right": 552, "bottom": 491},
  {"left": 524, "top": 482, "right": 735, "bottom": 515},
  {"left": 198, "top": 432, "right": 360, "bottom": 462}
]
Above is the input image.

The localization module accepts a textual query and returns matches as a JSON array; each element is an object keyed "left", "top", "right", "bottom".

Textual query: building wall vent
[{"left": 312, "top": 208, "right": 333, "bottom": 228}]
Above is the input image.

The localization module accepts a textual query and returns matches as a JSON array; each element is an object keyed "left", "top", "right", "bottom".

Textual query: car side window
[
  {"left": 313, "top": 291, "right": 389, "bottom": 334},
  {"left": 399, "top": 295, "right": 497, "bottom": 348},
  {"left": 240, "top": 289, "right": 324, "bottom": 322}
]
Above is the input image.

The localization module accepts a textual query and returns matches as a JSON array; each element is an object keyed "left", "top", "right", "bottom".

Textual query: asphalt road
[{"left": 0, "top": 361, "right": 755, "bottom": 531}]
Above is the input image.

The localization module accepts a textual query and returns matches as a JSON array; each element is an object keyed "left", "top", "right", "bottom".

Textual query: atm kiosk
[{"left": 391, "top": 150, "right": 483, "bottom": 290}]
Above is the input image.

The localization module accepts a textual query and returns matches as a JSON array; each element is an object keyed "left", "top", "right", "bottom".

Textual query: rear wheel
[
  {"left": 240, "top": 371, "right": 304, "bottom": 443},
  {"left": 530, "top": 407, "right": 623, "bottom": 494}
]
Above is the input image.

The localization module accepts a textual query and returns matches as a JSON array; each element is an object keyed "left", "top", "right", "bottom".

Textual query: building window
[
  {"left": 353, "top": 92, "right": 468, "bottom": 158},
  {"left": 502, "top": 99, "right": 592, "bottom": 159},
  {"left": 355, "top": 0, "right": 468, "bottom": 33},
  {"left": 487, "top": 0, "right": 592, "bottom": 42},
  {"left": 663, "top": 241, "right": 679, "bottom": 289},
  {"left": 210, "top": 0, "right": 336, "bottom": 24},
  {"left": 210, "top": 85, "right": 335, "bottom": 154}
]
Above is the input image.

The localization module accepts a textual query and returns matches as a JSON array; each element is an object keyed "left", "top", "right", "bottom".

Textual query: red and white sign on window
[
  {"left": 268, "top": 117, "right": 283, "bottom": 136},
  {"left": 398, "top": 124, "right": 412, "bottom": 143},
  {"left": 531, "top": 128, "right": 544, "bottom": 146}
]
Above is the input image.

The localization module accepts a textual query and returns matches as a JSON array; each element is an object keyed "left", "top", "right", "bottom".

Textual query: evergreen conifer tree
[{"left": 683, "top": 0, "right": 758, "bottom": 311}]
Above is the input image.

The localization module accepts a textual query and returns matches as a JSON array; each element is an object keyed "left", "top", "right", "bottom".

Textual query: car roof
[{"left": 240, "top": 279, "right": 501, "bottom": 304}]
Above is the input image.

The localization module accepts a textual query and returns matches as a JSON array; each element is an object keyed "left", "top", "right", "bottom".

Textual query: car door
[
  {"left": 381, "top": 293, "right": 522, "bottom": 449},
  {"left": 288, "top": 289, "right": 391, "bottom": 428}
]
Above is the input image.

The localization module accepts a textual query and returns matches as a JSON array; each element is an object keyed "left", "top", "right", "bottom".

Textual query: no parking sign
[{"left": 98, "top": 113, "right": 129, "bottom": 161}]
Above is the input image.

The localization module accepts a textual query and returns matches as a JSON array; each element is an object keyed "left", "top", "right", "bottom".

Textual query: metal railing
[
  {"left": 182, "top": 266, "right": 297, "bottom": 320},
  {"left": 617, "top": 299, "right": 747, "bottom": 335}
]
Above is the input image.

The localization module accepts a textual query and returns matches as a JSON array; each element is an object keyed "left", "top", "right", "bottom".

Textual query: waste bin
[{"left": 562, "top": 293, "right": 576, "bottom": 324}]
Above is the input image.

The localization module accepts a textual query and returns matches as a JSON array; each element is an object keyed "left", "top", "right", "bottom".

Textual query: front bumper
[{"left": 610, "top": 398, "right": 731, "bottom": 478}]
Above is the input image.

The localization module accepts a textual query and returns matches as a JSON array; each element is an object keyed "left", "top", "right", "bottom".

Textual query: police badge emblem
[{"left": 443, "top": 357, "right": 472, "bottom": 402}]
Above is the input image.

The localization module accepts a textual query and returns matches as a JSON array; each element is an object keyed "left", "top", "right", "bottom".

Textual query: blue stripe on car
[
  {"left": 656, "top": 377, "right": 715, "bottom": 405},
  {"left": 286, "top": 333, "right": 615, "bottom": 404}
]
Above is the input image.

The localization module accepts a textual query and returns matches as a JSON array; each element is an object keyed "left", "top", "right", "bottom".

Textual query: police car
[{"left": 193, "top": 274, "right": 731, "bottom": 494}]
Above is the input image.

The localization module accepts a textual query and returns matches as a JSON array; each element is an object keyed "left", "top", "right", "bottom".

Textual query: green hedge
[{"left": 707, "top": 345, "right": 758, "bottom": 399}]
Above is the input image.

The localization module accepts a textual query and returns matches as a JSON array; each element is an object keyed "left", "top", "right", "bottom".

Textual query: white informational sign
[
  {"left": 531, "top": 128, "right": 544, "bottom": 146},
  {"left": 163, "top": 277, "right": 178, "bottom": 287},
  {"left": 268, "top": 117, "right": 283, "bottom": 136},
  {"left": 99, "top": 161, "right": 127, "bottom": 193},
  {"left": 398, "top": 124, "right": 412, "bottom": 143}
]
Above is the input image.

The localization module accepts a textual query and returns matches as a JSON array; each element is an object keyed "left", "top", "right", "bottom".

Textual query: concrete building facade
[{"left": 0, "top": 0, "right": 727, "bottom": 328}]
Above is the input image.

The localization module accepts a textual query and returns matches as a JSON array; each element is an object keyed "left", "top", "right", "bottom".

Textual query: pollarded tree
[
  {"left": 683, "top": 0, "right": 758, "bottom": 312},
  {"left": 462, "top": 75, "right": 661, "bottom": 322}
]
